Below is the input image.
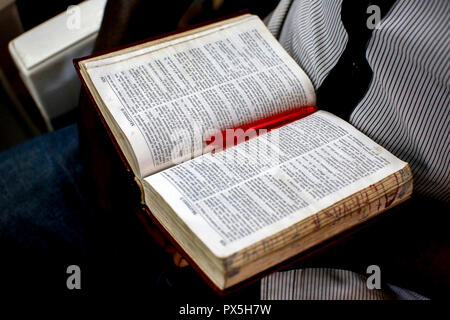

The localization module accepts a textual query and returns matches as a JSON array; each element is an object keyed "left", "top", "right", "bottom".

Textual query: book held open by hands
[{"left": 75, "top": 14, "right": 413, "bottom": 291}]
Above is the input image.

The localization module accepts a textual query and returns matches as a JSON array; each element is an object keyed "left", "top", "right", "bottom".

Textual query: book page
[
  {"left": 84, "top": 15, "right": 315, "bottom": 177},
  {"left": 145, "top": 111, "right": 408, "bottom": 258}
]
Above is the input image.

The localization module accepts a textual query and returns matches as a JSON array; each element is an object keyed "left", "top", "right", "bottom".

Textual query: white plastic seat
[{"left": 9, "top": 0, "right": 107, "bottom": 130}]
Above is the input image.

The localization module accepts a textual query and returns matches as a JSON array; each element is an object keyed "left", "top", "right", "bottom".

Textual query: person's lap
[{"left": 0, "top": 125, "right": 447, "bottom": 299}]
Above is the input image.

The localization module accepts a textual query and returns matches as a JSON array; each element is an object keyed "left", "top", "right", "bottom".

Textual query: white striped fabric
[
  {"left": 385, "top": 283, "right": 430, "bottom": 301},
  {"left": 261, "top": 0, "right": 448, "bottom": 299},
  {"left": 273, "top": 0, "right": 348, "bottom": 89},
  {"left": 349, "top": 0, "right": 450, "bottom": 202},
  {"left": 266, "top": 0, "right": 450, "bottom": 201},
  {"left": 260, "top": 268, "right": 428, "bottom": 300},
  {"left": 265, "top": 0, "right": 293, "bottom": 37}
]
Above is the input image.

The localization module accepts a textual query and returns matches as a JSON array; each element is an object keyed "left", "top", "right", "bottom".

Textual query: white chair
[{"left": 9, "top": 0, "right": 107, "bottom": 130}]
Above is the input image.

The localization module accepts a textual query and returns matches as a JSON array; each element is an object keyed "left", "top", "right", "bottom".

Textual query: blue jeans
[
  {"left": 0, "top": 125, "right": 88, "bottom": 292},
  {"left": 0, "top": 125, "right": 258, "bottom": 299}
]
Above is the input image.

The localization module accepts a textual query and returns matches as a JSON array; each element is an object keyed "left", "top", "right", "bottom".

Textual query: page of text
[
  {"left": 145, "top": 111, "right": 407, "bottom": 257},
  {"left": 86, "top": 16, "right": 315, "bottom": 177}
]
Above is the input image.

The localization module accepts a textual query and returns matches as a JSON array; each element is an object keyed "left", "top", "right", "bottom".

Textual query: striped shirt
[
  {"left": 262, "top": 0, "right": 449, "bottom": 299},
  {"left": 260, "top": 268, "right": 428, "bottom": 300},
  {"left": 267, "top": 0, "right": 449, "bottom": 202}
]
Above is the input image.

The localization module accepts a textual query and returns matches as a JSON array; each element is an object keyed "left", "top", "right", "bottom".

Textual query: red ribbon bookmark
[{"left": 206, "top": 105, "right": 318, "bottom": 151}]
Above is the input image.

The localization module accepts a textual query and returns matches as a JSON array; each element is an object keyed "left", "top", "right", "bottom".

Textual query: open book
[{"left": 75, "top": 14, "right": 413, "bottom": 291}]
